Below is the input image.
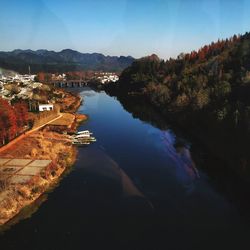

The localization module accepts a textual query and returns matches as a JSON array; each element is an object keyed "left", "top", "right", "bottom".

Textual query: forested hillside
[
  {"left": 108, "top": 33, "right": 250, "bottom": 125},
  {"left": 119, "top": 34, "right": 250, "bottom": 109}
]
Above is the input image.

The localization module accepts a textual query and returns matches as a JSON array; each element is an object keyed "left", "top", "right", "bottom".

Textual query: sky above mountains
[{"left": 1, "top": 0, "right": 250, "bottom": 59}]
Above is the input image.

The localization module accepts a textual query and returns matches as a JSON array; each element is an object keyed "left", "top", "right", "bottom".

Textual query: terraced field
[{"left": 0, "top": 158, "right": 52, "bottom": 184}]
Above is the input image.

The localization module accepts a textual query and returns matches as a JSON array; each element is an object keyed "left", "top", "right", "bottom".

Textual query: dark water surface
[{"left": 1, "top": 88, "right": 250, "bottom": 250}]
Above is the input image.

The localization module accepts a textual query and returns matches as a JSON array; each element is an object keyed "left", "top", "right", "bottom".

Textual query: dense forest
[
  {"left": 105, "top": 32, "right": 250, "bottom": 180},
  {"left": 0, "top": 98, "right": 28, "bottom": 145},
  {"left": 110, "top": 33, "right": 250, "bottom": 114},
  {"left": 0, "top": 49, "right": 134, "bottom": 74}
]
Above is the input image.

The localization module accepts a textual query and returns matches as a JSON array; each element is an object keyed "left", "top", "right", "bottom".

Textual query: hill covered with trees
[
  {"left": 0, "top": 49, "right": 135, "bottom": 74},
  {"left": 112, "top": 33, "right": 250, "bottom": 112},
  {"left": 105, "top": 32, "right": 250, "bottom": 180}
]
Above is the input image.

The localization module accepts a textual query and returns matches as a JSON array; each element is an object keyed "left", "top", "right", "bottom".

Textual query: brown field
[
  {"left": 0, "top": 131, "right": 76, "bottom": 225},
  {"left": 0, "top": 131, "right": 72, "bottom": 161}
]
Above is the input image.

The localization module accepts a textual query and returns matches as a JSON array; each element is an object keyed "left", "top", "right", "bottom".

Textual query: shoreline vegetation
[{"left": 0, "top": 89, "right": 87, "bottom": 226}]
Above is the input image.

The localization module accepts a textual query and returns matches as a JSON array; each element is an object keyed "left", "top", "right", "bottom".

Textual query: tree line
[
  {"left": 108, "top": 32, "right": 250, "bottom": 127},
  {"left": 0, "top": 98, "right": 29, "bottom": 145}
]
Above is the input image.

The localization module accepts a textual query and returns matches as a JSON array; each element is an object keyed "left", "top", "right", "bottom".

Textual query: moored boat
[
  {"left": 76, "top": 130, "right": 93, "bottom": 135},
  {"left": 71, "top": 129, "right": 96, "bottom": 145}
]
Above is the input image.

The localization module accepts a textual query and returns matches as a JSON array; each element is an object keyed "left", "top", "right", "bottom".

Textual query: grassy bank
[
  {"left": 0, "top": 131, "right": 76, "bottom": 225},
  {"left": 0, "top": 91, "right": 86, "bottom": 226}
]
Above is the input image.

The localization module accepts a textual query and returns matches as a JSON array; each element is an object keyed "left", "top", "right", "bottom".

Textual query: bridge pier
[{"left": 52, "top": 80, "right": 88, "bottom": 88}]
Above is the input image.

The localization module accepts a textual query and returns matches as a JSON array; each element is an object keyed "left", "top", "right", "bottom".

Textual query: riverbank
[
  {"left": 0, "top": 91, "right": 87, "bottom": 226},
  {"left": 56, "top": 89, "right": 83, "bottom": 113}
]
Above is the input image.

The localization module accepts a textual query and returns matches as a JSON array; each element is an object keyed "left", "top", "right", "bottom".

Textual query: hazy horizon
[{"left": 1, "top": 0, "right": 250, "bottom": 60}]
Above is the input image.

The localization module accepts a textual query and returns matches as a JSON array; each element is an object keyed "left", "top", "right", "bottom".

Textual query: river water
[{"left": 0, "top": 88, "right": 250, "bottom": 250}]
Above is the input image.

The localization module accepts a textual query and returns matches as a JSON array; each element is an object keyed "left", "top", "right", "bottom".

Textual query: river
[{"left": 0, "top": 88, "right": 250, "bottom": 250}]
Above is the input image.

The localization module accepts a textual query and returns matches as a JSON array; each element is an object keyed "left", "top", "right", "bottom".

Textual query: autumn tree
[
  {"left": 14, "top": 101, "right": 29, "bottom": 127},
  {"left": 0, "top": 98, "right": 29, "bottom": 145}
]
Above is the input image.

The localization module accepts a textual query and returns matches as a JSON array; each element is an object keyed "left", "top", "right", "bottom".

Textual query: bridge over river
[{"left": 51, "top": 80, "right": 88, "bottom": 88}]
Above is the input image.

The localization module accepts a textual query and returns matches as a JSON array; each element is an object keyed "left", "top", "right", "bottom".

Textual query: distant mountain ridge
[{"left": 0, "top": 49, "right": 135, "bottom": 73}]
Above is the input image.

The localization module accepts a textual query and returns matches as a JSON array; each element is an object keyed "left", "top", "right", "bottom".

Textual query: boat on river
[
  {"left": 76, "top": 137, "right": 96, "bottom": 142},
  {"left": 71, "top": 130, "right": 96, "bottom": 145},
  {"left": 72, "top": 141, "right": 90, "bottom": 146},
  {"left": 74, "top": 134, "right": 91, "bottom": 139},
  {"left": 76, "top": 130, "right": 93, "bottom": 135}
]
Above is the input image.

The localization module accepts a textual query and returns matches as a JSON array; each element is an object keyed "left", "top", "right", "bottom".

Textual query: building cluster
[
  {"left": 0, "top": 71, "right": 44, "bottom": 103},
  {"left": 0, "top": 70, "right": 119, "bottom": 112},
  {"left": 95, "top": 72, "right": 119, "bottom": 84},
  {"left": 0, "top": 73, "right": 36, "bottom": 84},
  {"left": 51, "top": 73, "right": 66, "bottom": 81},
  {"left": 0, "top": 81, "right": 43, "bottom": 102},
  {"left": 44, "top": 71, "right": 119, "bottom": 85}
]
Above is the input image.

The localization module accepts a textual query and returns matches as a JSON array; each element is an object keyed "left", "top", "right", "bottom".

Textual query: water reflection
[
  {"left": 113, "top": 92, "right": 250, "bottom": 218},
  {"left": 115, "top": 93, "right": 200, "bottom": 193},
  {"left": 76, "top": 148, "right": 154, "bottom": 214},
  {"left": 161, "top": 130, "right": 199, "bottom": 193},
  {"left": 117, "top": 95, "right": 169, "bottom": 130}
]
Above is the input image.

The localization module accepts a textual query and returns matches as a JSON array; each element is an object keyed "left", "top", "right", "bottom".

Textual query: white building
[
  {"left": 97, "top": 74, "right": 119, "bottom": 84},
  {"left": 38, "top": 104, "right": 54, "bottom": 112},
  {"left": 0, "top": 73, "right": 36, "bottom": 83}
]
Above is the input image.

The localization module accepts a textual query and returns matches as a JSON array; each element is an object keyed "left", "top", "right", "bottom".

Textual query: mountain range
[{"left": 0, "top": 49, "right": 135, "bottom": 73}]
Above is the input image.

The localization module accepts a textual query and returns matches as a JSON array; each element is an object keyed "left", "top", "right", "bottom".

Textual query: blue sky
[{"left": 0, "top": 0, "right": 250, "bottom": 59}]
